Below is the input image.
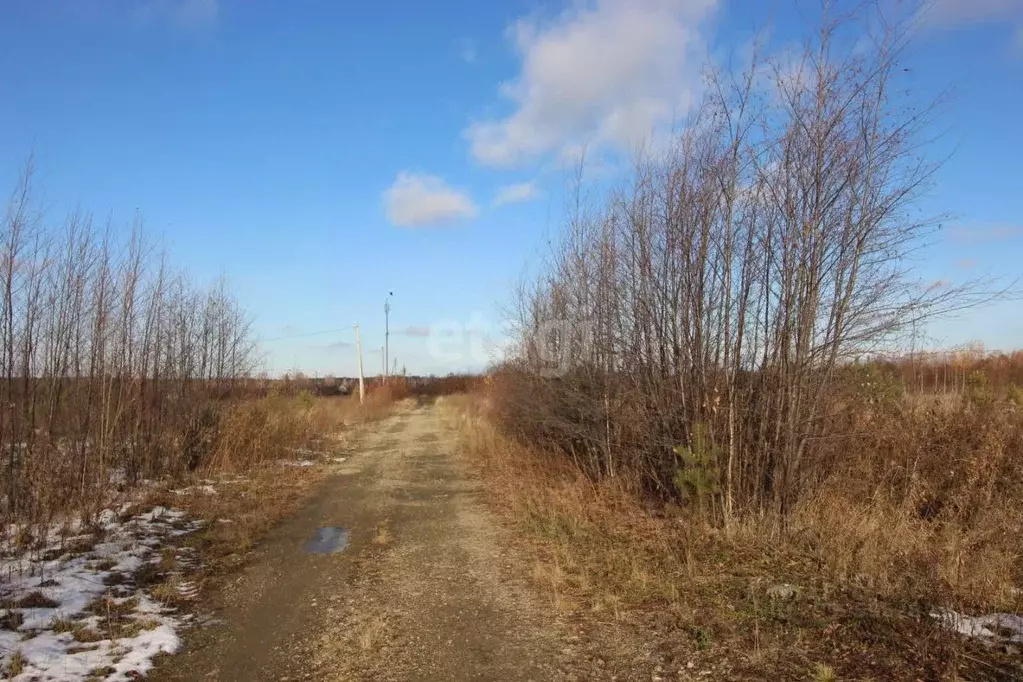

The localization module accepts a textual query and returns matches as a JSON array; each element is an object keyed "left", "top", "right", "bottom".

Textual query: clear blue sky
[{"left": 1, "top": 0, "right": 1020, "bottom": 376}]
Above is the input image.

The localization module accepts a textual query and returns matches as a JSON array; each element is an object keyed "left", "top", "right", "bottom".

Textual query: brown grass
[
  {"left": 356, "top": 616, "right": 388, "bottom": 652},
  {"left": 15, "top": 591, "right": 59, "bottom": 608},
  {"left": 50, "top": 616, "right": 75, "bottom": 633},
  {"left": 72, "top": 624, "right": 105, "bottom": 643},
  {"left": 0, "top": 610, "right": 24, "bottom": 631},
  {"left": 135, "top": 393, "right": 402, "bottom": 607},
  {"left": 202, "top": 393, "right": 369, "bottom": 471},
  {"left": 441, "top": 388, "right": 1023, "bottom": 680},
  {"left": 5, "top": 650, "right": 25, "bottom": 677},
  {"left": 372, "top": 520, "right": 393, "bottom": 547}
]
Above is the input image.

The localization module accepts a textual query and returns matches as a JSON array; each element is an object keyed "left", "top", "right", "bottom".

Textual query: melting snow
[
  {"left": 0, "top": 505, "right": 204, "bottom": 680},
  {"left": 170, "top": 485, "right": 217, "bottom": 496},
  {"left": 932, "top": 608, "right": 1023, "bottom": 644},
  {"left": 278, "top": 459, "right": 316, "bottom": 467},
  {"left": 285, "top": 447, "right": 322, "bottom": 457}
]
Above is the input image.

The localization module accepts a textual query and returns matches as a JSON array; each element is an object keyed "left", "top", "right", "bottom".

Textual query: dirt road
[{"left": 151, "top": 402, "right": 567, "bottom": 681}]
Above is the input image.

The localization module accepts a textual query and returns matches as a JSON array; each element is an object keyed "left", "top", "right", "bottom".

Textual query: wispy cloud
[
  {"left": 948, "top": 223, "right": 1023, "bottom": 243},
  {"left": 956, "top": 258, "right": 979, "bottom": 269},
  {"left": 493, "top": 181, "right": 538, "bottom": 206},
  {"left": 921, "top": 0, "right": 1022, "bottom": 28},
  {"left": 383, "top": 172, "right": 478, "bottom": 227},
  {"left": 465, "top": 0, "right": 719, "bottom": 168},
  {"left": 304, "top": 339, "right": 352, "bottom": 352},
  {"left": 458, "top": 38, "right": 477, "bottom": 64},
  {"left": 918, "top": 0, "right": 1023, "bottom": 48},
  {"left": 397, "top": 325, "right": 431, "bottom": 338}
]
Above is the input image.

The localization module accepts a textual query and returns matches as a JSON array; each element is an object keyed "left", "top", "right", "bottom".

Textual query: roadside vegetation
[
  {"left": 447, "top": 4, "right": 1023, "bottom": 679},
  {"left": 449, "top": 352, "right": 1023, "bottom": 678},
  {"left": 0, "top": 163, "right": 412, "bottom": 678},
  {"left": 0, "top": 160, "right": 412, "bottom": 535}
]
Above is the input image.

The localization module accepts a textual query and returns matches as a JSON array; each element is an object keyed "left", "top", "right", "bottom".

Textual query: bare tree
[
  {"left": 0, "top": 163, "right": 260, "bottom": 531},
  {"left": 498, "top": 3, "right": 986, "bottom": 523}
]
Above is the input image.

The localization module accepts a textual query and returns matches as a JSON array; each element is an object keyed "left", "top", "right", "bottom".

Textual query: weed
[
  {"left": 6, "top": 650, "right": 25, "bottom": 677},
  {"left": 102, "top": 572, "right": 128, "bottom": 586},
  {"left": 50, "top": 616, "right": 76, "bottom": 633},
  {"left": 357, "top": 617, "right": 387, "bottom": 651},
  {"left": 84, "top": 594, "right": 138, "bottom": 619},
  {"left": 812, "top": 662, "right": 837, "bottom": 682},
  {"left": 92, "top": 558, "right": 117, "bottom": 571},
  {"left": 17, "top": 591, "right": 59, "bottom": 608},
  {"left": 0, "top": 610, "right": 24, "bottom": 630},
  {"left": 72, "top": 625, "right": 104, "bottom": 643},
  {"left": 132, "top": 561, "right": 164, "bottom": 588},
  {"left": 85, "top": 665, "right": 117, "bottom": 680},
  {"left": 372, "top": 522, "right": 393, "bottom": 547}
]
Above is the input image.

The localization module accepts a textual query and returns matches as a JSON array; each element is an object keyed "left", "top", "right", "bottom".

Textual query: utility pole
[
  {"left": 381, "top": 346, "right": 385, "bottom": 377},
  {"left": 384, "top": 292, "right": 393, "bottom": 382},
  {"left": 353, "top": 324, "right": 365, "bottom": 403}
]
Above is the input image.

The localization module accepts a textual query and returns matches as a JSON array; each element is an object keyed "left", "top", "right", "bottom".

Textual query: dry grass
[
  {"left": 133, "top": 393, "right": 402, "bottom": 607},
  {"left": 72, "top": 624, "right": 105, "bottom": 643},
  {"left": 5, "top": 650, "right": 25, "bottom": 677},
  {"left": 15, "top": 591, "right": 60, "bottom": 608},
  {"left": 0, "top": 391, "right": 399, "bottom": 678},
  {"left": 357, "top": 616, "right": 388, "bottom": 652},
  {"left": 203, "top": 393, "right": 369, "bottom": 471},
  {"left": 441, "top": 392, "right": 1023, "bottom": 680},
  {"left": 50, "top": 616, "right": 75, "bottom": 633},
  {"left": 372, "top": 520, "right": 393, "bottom": 547},
  {"left": 0, "top": 610, "right": 24, "bottom": 631}
]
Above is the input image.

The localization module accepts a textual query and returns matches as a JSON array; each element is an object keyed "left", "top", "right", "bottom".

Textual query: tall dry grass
[
  {"left": 786, "top": 364, "right": 1023, "bottom": 609},
  {"left": 447, "top": 378, "right": 1023, "bottom": 676},
  {"left": 481, "top": 360, "right": 1023, "bottom": 610},
  {"left": 206, "top": 390, "right": 403, "bottom": 471}
]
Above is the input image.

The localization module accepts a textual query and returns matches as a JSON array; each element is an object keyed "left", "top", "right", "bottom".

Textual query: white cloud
[
  {"left": 947, "top": 223, "right": 1023, "bottom": 243},
  {"left": 923, "top": 0, "right": 1023, "bottom": 27},
  {"left": 465, "top": 0, "right": 719, "bottom": 168},
  {"left": 493, "top": 181, "right": 538, "bottom": 206},
  {"left": 399, "top": 325, "right": 432, "bottom": 338},
  {"left": 459, "top": 38, "right": 477, "bottom": 64},
  {"left": 383, "top": 172, "right": 478, "bottom": 227}
]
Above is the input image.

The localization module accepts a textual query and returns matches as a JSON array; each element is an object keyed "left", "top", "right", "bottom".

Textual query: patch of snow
[
  {"left": 278, "top": 459, "right": 316, "bottom": 467},
  {"left": 0, "top": 504, "right": 203, "bottom": 680},
  {"left": 330, "top": 457, "right": 347, "bottom": 464},
  {"left": 285, "top": 447, "right": 324, "bottom": 457},
  {"left": 170, "top": 485, "right": 217, "bottom": 496},
  {"left": 932, "top": 608, "right": 1023, "bottom": 644}
]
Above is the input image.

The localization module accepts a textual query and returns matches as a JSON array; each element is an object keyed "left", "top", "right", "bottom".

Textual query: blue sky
[{"left": 1, "top": 0, "right": 1021, "bottom": 376}]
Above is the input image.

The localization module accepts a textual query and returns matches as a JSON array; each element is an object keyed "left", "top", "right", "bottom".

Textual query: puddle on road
[{"left": 304, "top": 527, "right": 350, "bottom": 554}]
